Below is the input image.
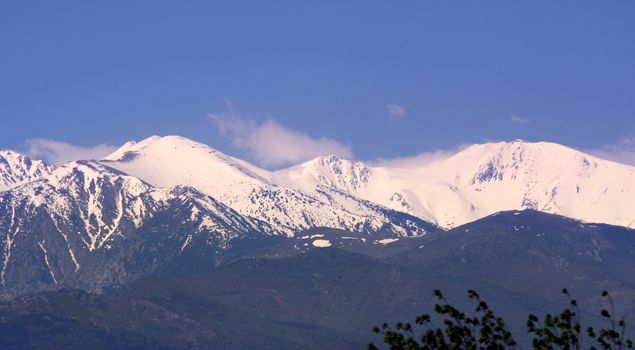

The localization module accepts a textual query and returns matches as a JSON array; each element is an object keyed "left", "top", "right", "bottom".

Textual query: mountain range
[
  {"left": 2, "top": 135, "right": 635, "bottom": 348},
  {"left": 2, "top": 135, "right": 635, "bottom": 299},
  {"left": 103, "top": 136, "right": 635, "bottom": 230}
]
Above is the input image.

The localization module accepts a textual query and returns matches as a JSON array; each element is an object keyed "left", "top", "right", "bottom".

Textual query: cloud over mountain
[
  {"left": 369, "top": 145, "right": 468, "bottom": 168},
  {"left": 588, "top": 134, "right": 635, "bottom": 166},
  {"left": 208, "top": 113, "right": 353, "bottom": 168},
  {"left": 24, "top": 139, "right": 117, "bottom": 165}
]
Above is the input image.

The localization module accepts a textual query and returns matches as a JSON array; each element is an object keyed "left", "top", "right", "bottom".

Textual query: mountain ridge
[
  {"left": 0, "top": 150, "right": 55, "bottom": 192},
  {"left": 4, "top": 136, "right": 635, "bottom": 231},
  {"left": 276, "top": 139, "right": 635, "bottom": 228},
  {"left": 0, "top": 140, "right": 434, "bottom": 300},
  {"left": 2, "top": 135, "right": 635, "bottom": 300},
  {"left": 100, "top": 135, "right": 433, "bottom": 237}
]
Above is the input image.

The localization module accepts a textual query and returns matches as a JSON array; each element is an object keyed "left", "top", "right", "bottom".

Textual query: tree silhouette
[{"left": 370, "top": 289, "right": 633, "bottom": 350}]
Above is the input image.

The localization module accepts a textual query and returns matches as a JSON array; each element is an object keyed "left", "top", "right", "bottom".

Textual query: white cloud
[
  {"left": 588, "top": 134, "right": 635, "bottom": 166},
  {"left": 370, "top": 144, "right": 469, "bottom": 168},
  {"left": 24, "top": 139, "right": 118, "bottom": 165},
  {"left": 386, "top": 104, "right": 407, "bottom": 117},
  {"left": 209, "top": 113, "right": 353, "bottom": 168},
  {"left": 510, "top": 114, "right": 529, "bottom": 124}
]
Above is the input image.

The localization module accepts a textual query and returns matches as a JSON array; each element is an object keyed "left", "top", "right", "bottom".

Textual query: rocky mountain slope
[
  {"left": 0, "top": 150, "right": 54, "bottom": 191},
  {"left": 0, "top": 160, "right": 277, "bottom": 299}
]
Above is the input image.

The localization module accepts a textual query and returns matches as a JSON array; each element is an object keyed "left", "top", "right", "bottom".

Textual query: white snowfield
[
  {"left": 275, "top": 140, "right": 635, "bottom": 229},
  {"left": 2, "top": 135, "right": 635, "bottom": 234},
  {"left": 101, "top": 135, "right": 428, "bottom": 236}
]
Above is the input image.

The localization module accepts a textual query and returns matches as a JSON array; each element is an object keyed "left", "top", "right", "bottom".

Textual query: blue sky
[{"left": 1, "top": 1, "right": 634, "bottom": 167}]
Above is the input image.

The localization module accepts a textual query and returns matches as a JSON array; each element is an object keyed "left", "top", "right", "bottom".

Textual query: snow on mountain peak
[
  {"left": 104, "top": 135, "right": 200, "bottom": 161},
  {"left": 100, "top": 136, "right": 430, "bottom": 236},
  {"left": 433, "top": 141, "right": 635, "bottom": 227},
  {"left": 465, "top": 141, "right": 613, "bottom": 184},
  {"left": 274, "top": 154, "right": 371, "bottom": 193},
  {"left": 0, "top": 150, "right": 55, "bottom": 192},
  {"left": 103, "top": 135, "right": 273, "bottom": 187},
  {"left": 271, "top": 140, "right": 635, "bottom": 229},
  {"left": 6, "top": 135, "right": 635, "bottom": 236}
]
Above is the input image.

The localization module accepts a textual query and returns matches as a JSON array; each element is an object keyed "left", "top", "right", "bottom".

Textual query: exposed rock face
[{"left": 0, "top": 161, "right": 277, "bottom": 300}]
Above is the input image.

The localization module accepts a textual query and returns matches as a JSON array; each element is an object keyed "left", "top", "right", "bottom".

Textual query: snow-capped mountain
[
  {"left": 100, "top": 136, "right": 635, "bottom": 230},
  {"left": 276, "top": 140, "right": 635, "bottom": 229},
  {"left": 102, "top": 135, "right": 433, "bottom": 237},
  {"left": 0, "top": 150, "right": 54, "bottom": 191},
  {"left": 3, "top": 135, "right": 635, "bottom": 300},
  {"left": 0, "top": 160, "right": 276, "bottom": 299},
  {"left": 0, "top": 137, "right": 434, "bottom": 299}
]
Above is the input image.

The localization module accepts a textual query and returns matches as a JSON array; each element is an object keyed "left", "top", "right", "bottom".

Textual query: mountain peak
[
  {"left": 449, "top": 140, "right": 601, "bottom": 170},
  {"left": 274, "top": 154, "right": 371, "bottom": 193},
  {"left": 136, "top": 134, "right": 201, "bottom": 146},
  {"left": 101, "top": 135, "right": 275, "bottom": 197},
  {"left": 99, "top": 137, "right": 430, "bottom": 237},
  {"left": 103, "top": 135, "right": 211, "bottom": 162},
  {"left": 0, "top": 150, "right": 55, "bottom": 191},
  {"left": 298, "top": 153, "right": 367, "bottom": 169},
  {"left": 317, "top": 154, "right": 343, "bottom": 163}
]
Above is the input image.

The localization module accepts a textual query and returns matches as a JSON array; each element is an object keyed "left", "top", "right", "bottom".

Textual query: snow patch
[
  {"left": 312, "top": 239, "right": 332, "bottom": 248},
  {"left": 37, "top": 241, "right": 58, "bottom": 284},
  {"left": 375, "top": 238, "right": 400, "bottom": 245}
]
